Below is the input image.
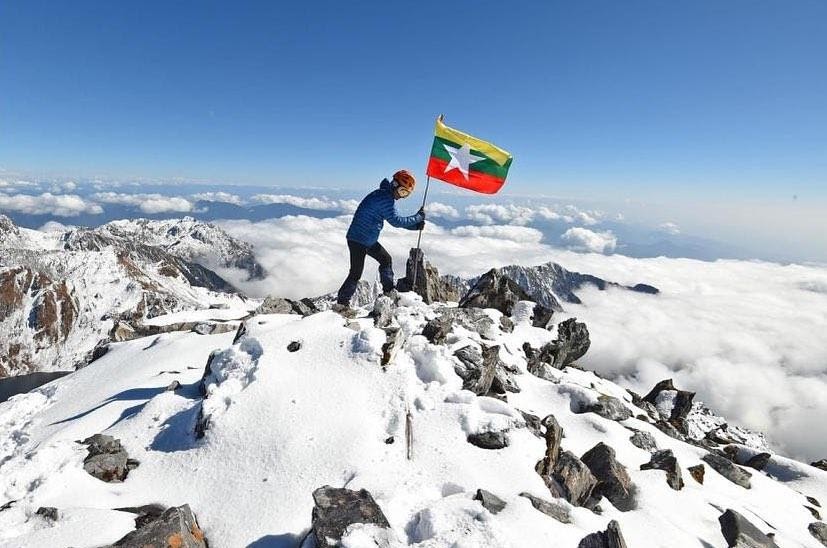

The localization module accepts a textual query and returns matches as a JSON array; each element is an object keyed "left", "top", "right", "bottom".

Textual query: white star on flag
[{"left": 442, "top": 142, "right": 485, "bottom": 180}]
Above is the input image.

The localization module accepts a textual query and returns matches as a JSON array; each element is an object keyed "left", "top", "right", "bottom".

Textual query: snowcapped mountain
[
  {"left": 0, "top": 216, "right": 254, "bottom": 377},
  {"left": 93, "top": 217, "right": 265, "bottom": 281},
  {"left": 0, "top": 275, "right": 824, "bottom": 547}
]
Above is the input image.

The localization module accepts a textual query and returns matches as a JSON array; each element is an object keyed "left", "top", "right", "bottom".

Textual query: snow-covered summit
[{"left": 0, "top": 284, "right": 824, "bottom": 547}]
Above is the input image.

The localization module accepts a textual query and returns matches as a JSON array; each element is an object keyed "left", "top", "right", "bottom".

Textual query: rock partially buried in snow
[
  {"left": 688, "top": 464, "right": 705, "bottom": 484},
  {"left": 641, "top": 378, "right": 695, "bottom": 433},
  {"left": 811, "top": 459, "right": 827, "bottom": 472},
  {"left": 745, "top": 452, "right": 772, "bottom": 471},
  {"left": 474, "top": 489, "right": 507, "bottom": 515},
  {"left": 81, "top": 434, "right": 136, "bottom": 483},
  {"left": 541, "top": 450, "right": 598, "bottom": 508},
  {"left": 580, "top": 395, "right": 632, "bottom": 422},
  {"left": 256, "top": 295, "right": 318, "bottom": 316},
  {"left": 640, "top": 449, "right": 684, "bottom": 491},
  {"left": 718, "top": 508, "right": 779, "bottom": 548},
  {"left": 703, "top": 452, "right": 752, "bottom": 489},
  {"left": 518, "top": 492, "right": 571, "bottom": 524},
  {"left": 35, "top": 507, "right": 58, "bottom": 521},
  {"left": 628, "top": 428, "right": 658, "bottom": 452},
  {"left": 311, "top": 486, "right": 391, "bottom": 548},
  {"left": 577, "top": 520, "right": 628, "bottom": 548},
  {"left": 467, "top": 430, "right": 509, "bottom": 450},
  {"left": 810, "top": 522, "right": 827, "bottom": 547},
  {"left": 108, "top": 504, "right": 207, "bottom": 547},
  {"left": 581, "top": 443, "right": 636, "bottom": 512}
]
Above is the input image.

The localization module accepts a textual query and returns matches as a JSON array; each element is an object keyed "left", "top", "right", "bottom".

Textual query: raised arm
[{"left": 382, "top": 199, "right": 424, "bottom": 229}]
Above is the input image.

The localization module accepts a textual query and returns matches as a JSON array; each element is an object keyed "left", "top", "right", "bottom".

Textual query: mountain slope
[
  {"left": 0, "top": 216, "right": 253, "bottom": 376},
  {"left": 0, "top": 293, "right": 823, "bottom": 547}
]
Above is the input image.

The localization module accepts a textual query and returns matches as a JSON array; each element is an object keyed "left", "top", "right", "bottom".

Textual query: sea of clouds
[{"left": 216, "top": 214, "right": 827, "bottom": 462}]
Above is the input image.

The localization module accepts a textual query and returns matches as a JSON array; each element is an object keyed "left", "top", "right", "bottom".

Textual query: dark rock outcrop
[
  {"left": 541, "top": 450, "right": 598, "bottom": 508},
  {"left": 523, "top": 318, "right": 591, "bottom": 377},
  {"left": 287, "top": 340, "right": 302, "bottom": 352},
  {"left": 81, "top": 434, "right": 136, "bottom": 483},
  {"left": 35, "top": 507, "right": 58, "bottom": 521},
  {"left": 256, "top": 296, "right": 317, "bottom": 316},
  {"left": 311, "top": 486, "right": 391, "bottom": 548},
  {"left": 703, "top": 453, "right": 752, "bottom": 489},
  {"left": 581, "top": 443, "right": 636, "bottom": 512},
  {"left": 578, "top": 520, "right": 629, "bottom": 548},
  {"left": 518, "top": 492, "right": 571, "bottom": 524},
  {"left": 810, "top": 522, "right": 827, "bottom": 547},
  {"left": 640, "top": 449, "right": 684, "bottom": 490},
  {"left": 474, "top": 489, "right": 507, "bottom": 515},
  {"left": 745, "top": 452, "right": 772, "bottom": 471},
  {"left": 812, "top": 460, "right": 827, "bottom": 472},
  {"left": 468, "top": 430, "right": 509, "bottom": 450},
  {"left": 718, "top": 509, "right": 778, "bottom": 548},
  {"left": 688, "top": 464, "right": 705, "bottom": 484},
  {"left": 114, "top": 504, "right": 168, "bottom": 528},
  {"left": 459, "top": 268, "right": 532, "bottom": 316},
  {"left": 108, "top": 504, "right": 207, "bottom": 547},
  {"left": 396, "top": 248, "right": 463, "bottom": 304}
]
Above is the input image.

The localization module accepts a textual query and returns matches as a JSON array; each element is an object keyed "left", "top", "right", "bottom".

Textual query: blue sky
[{"left": 3, "top": 1, "right": 825, "bottom": 198}]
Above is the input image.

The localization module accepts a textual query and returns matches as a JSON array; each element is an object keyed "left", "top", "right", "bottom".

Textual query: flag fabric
[{"left": 425, "top": 116, "right": 513, "bottom": 194}]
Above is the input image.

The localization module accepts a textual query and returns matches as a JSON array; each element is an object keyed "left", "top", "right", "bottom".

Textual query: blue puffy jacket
[{"left": 346, "top": 179, "right": 424, "bottom": 246}]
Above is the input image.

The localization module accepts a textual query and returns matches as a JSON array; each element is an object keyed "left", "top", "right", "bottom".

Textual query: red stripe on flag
[{"left": 426, "top": 157, "right": 506, "bottom": 194}]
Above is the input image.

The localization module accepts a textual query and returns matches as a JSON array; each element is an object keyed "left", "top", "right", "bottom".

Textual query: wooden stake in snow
[{"left": 406, "top": 405, "right": 413, "bottom": 460}]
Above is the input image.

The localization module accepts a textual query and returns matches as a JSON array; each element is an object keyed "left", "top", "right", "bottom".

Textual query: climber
[{"left": 333, "top": 170, "right": 425, "bottom": 316}]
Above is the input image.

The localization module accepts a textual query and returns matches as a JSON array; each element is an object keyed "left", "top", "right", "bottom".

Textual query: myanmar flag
[{"left": 426, "top": 116, "right": 513, "bottom": 194}]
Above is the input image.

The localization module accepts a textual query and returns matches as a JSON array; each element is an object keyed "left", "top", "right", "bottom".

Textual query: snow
[{"left": 0, "top": 300, "right": 825, "bottom": 547}]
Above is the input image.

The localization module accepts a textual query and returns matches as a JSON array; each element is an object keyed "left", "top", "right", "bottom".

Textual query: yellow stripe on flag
[{"left": 434, "top": 116, "right": 512, "bottom": 166}]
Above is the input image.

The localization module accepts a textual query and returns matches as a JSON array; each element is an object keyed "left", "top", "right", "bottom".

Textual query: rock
[
  {"left": 807, "top": 506, "right": 823, "bottom": 520},
  {"left": 531, "top": 303, "right": 555, "bottom": 329},
  {"left": 371, "top": 296, "right": 395, "bottom": 328},
  {"left": 581, "top": 395, "right": 632, "bottom": 422},
  {"left": 628, "top": 428, "right": 658, "bottom": 452},
  {"left": 581, "top": 443, "right": 636, "bottom": 512},
  {"left": 114, "top": 504, "right": 168, "bottom": 528},
  {"left": 540, "top": 450, "right": 598, "bottom": 508},
  {"left": 311, "top": 486, "right": 391, "bottom": 548},
  {"left": 81, "top": 434, "right": 132, "bottom": 482},
  {"left": 522, "top": 341, "right": 557, "bottom": 380},
  {"left": 459, "top": 268, "right": 532, "bottom": 316},
  {"left": 109, "top": 504, "right": 207, "bottom": 547},
  {"left": 452, "top": 344, "right": 498, "bottom": 396},
  {"left": 110, "top": 320, "right": 136, "bottom": 342},
  {"left": 808, "top": 496, "right": 822, "bottom": 508},
  {"left": 519, "top": 411, "right": 544, "bottom": 439},
  {"left": 192, "top": 322, "right": 237, "bottom": 335},
  {"left": 165, "top": 380, "right": 181, "bottom": 392},
  {"left": 811, "top": 460, "right": 827, "bottom": 472},
  {"left": 257, "top": 296, "right": 318, "bottom": 316},
  {"left": 640, "top": 449, "right": 684, "bottom": 490},
  {"left": 380, "top": 327, "right": 402, "bottom": 367},
  {"left": 809, "top": 522, "right": 827, "bottom": 547},
  {"left": 474, "top": 489, "right": 507, "bottom": 515},
  {"left": 441, "top": 307, "right": 496, "bottom": 339},
  {"left": 578, "top": 520, "right": 629, "bottom": 548},
  {"left": 422, "top": 315, "right": 452, "bottom": 345},
  {"left": 287, "top": 340, "right": 302, "bottom": 352},
  {"left": 536, "top": 414, "right": 563, "bottom": 475},
  {"left": 723, "top": 445, "right": 741, "bottom": 462},
  {"left": 688, "top": 464, "right": 705, "bottom": 484},
  {"left": 549, "top": 318, "right": 591, "bottom": 368},
  {"left": 499, "top": 315, "right": 515, "bottom": 332},
  {"left": 642, "top": 379, "right": 695, "bottom": 432},
  {"left": 467, "top": 430, "right": 509, "bottom": 450},
  {"left": 745, "top": 452, "right": 772, "bottom": 471},
  {"left": 396, "top": 248, "right": 462, "bottom": 304},
  {"left": 718, "top": 509, "right": 779, "bottom": 548},
  {"left": 35, "top": 507, "right": 58, "bottom": 521},
  {"left": 703, "top": 453, "right": 752, "bottom": 489},
  {"left": 518, "top": 492, "right": 571, "bottom": 524},
  {"left": 654, "top": 419, "right": 685, "bottom": 441}
]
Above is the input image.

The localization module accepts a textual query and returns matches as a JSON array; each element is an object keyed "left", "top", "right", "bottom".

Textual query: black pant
[{"left": 337, "top": 240, "right": 394, "bottom": 305}]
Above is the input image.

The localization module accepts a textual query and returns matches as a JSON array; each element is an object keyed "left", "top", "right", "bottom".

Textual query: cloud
[
  {"left": 426, "top": 202, "right": 460, "bottom": 220},
  {"left": 0, "top": 179, "right": 41, "bottom": 191},
  {"left": 93, "top": 192, "right": 194, "bottom": 214},
  {"left": 252, "top": 193, "right": 357, "bottom": 212},
  {"left": 0, "top": 192, "right": 103, "bottom": 217},
  {"left": 449, "top": 225, "right": 544, "bottom": 244},
  {"left": 561, "top": 227, "right": 617, "bottom": 253},
  {"left": 465, "top": 204, "right": 535, "bottom": 225},
  {"left": 659, "top": 222, "right": 681, "bottom": 235},
  {"left": 216, "top": 214, "right": 827, "bottom": 460},
  {"left": 49, "top": 181, "right": 78, "bottom": 193},
  {"left": 191, "top": 192, "right": 243, "bottom": 205}
]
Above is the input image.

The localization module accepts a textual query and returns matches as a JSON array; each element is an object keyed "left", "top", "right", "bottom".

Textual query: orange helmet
[{"left": 392, "top": 170, "right": 416, "bottom": 196}]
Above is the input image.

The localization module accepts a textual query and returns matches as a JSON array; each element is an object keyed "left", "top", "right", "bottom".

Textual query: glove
[
  {"left": 418, "top": 207, "right": 426, "bottom": 221},
  {"left": 414, "top": 220, "right": 425, "bottom": 231}
]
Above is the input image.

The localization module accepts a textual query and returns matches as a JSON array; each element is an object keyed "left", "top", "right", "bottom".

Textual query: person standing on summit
[{"left": 334, "top": 170, "right": 425, "bottom": 315}]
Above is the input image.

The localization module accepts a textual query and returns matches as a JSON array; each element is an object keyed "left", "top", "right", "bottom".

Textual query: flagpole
[{"left": 411, "top": 175, "right": 431, "bottom": 289}]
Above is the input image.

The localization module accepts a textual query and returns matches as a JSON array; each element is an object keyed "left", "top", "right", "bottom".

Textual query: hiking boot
[{"left": 332, "top": 303, "right": 357, "bottom": 319}]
